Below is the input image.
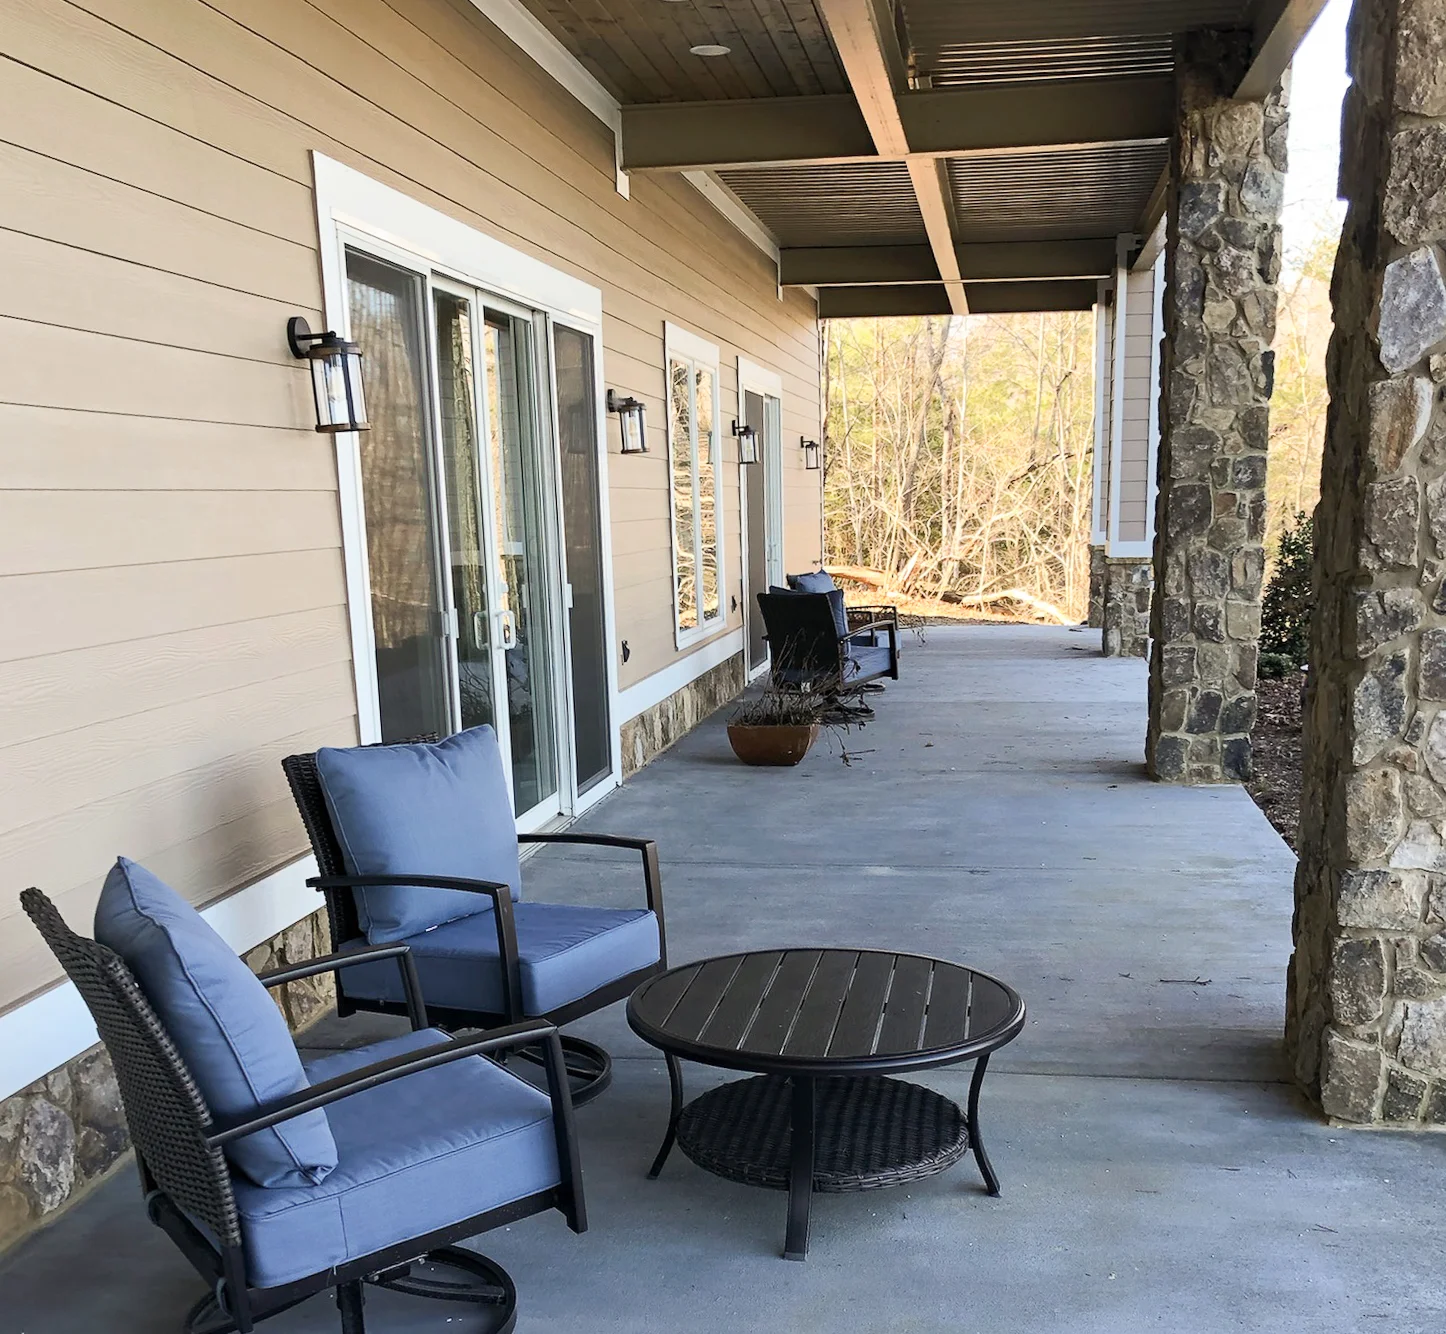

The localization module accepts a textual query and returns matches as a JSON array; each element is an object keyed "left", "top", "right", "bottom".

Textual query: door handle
[{"left": 498, "top": 609, "right": 517, "bottom": 649}]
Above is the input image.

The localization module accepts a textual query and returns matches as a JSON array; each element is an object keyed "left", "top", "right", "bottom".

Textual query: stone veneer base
[
  {"left": 620, "top": 652, "right": 747, "bottom": 776},
  {"left": 0, "top": 905, "right": 336, "bottom": 1252}
]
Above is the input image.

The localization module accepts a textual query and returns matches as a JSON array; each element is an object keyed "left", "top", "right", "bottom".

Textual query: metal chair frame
[
  {"left": 19, "top": 887, "right": 585, "bottom": 1334},
  {"left": 281, "top": 748, "right": 675, "bottom": 1104}
]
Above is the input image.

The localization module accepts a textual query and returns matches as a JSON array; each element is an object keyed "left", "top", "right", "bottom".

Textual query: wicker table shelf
[{"left": 627, "top": 949, "right": 1025, "bottom": 1260}]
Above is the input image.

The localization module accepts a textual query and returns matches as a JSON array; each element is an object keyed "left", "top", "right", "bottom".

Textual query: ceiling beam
[
  {"left": 809, "top": 0, "right": 966, "bottom": 314},
  {"left": 818, "top": 279, "right": 1099, "bottom": 319},
  {"left": 620, "top": 77, "right": 1173, "bottom": 173},
  {"left": 965, "top": 280, "right": 1098, "bottom": 314},
  {"left": 817, "top": 285, "right": 954, "bottom": 318},
  {"left": 780, "top": 238, "right": 1119, "bottom": 287},
  {"left": 1237, "top": 0, "right": 1332, "bottom": 101}
]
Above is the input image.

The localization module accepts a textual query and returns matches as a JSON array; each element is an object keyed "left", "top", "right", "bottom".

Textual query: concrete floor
[{"left": 4, "top": 626, "right": 1445, "bottom": 1332}]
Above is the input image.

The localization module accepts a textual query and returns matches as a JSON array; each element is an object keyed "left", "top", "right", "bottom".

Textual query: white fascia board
[
  {"left": 461, "top": 0, "right": 629, "bottom": 196},
  {"left": 1, "top": 856, "right": 318, "bottom": 1102},
  {"left": 682, "top": 171, "right": 782, "bottom": 271},
  {"left": 460, "top": 0, "right": 784, "bottom": 265}
]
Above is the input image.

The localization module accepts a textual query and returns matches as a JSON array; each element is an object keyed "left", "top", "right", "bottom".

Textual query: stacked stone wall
[
  {"left": 0, "top": 905, "right": 335, "bottom": 1251},
  {"left": 620, "top": 652, "right": 746, "bottom": 775},
  {"left": 1101, "top": 557, "right": 1154, "bottom": 657},
  {"left": 1146, "top": 31, "right": 1287, "bottom": 783},
  {"left": 1088, "top": 544, "right": 1108, "bottom": 627},
  {"left": 1286, "top": 0, "right": 1446, "bottom": 1125}
]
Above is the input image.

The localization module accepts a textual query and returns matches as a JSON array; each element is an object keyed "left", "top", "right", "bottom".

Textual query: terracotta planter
[{"left": 727, "top": 723, "right": 819, "bottom": 767}]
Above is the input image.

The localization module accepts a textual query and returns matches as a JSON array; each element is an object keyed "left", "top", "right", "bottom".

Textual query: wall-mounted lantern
[
  {"left": 801, "top": 437, "right": 821, "bottom": 471},
  {"left": 607, "top": 390, "right": 648, "bottom": 454},
  {"left": 732, "top": 419, "right": 759, "bottom": 465},
  {"left": 287, "top": 317, "right": 368, "bottom": 434}
]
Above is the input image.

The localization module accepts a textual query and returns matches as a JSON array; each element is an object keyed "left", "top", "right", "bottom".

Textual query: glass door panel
[
  {"left": 554, "top": 325, "right": 612, "bottom": 793},
  {"left": 744, "top": 388, "right": 769, "bottom": 671},
  {"left": 433, "top": 288, "right": 496, "bottom": 734},
  {"left": 483, "top": 311, "right": 559, "bottom": 816},
  {"left": 346, "top": 250, "right": 452, "bottom": 742}
]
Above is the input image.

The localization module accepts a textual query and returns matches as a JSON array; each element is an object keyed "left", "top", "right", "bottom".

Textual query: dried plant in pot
[{"left": 726, "top": 680, "right": 830, "bottom": 766}]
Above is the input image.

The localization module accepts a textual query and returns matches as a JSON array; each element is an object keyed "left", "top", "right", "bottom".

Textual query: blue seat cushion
[
  {"left": 846, "top": 646, "right": 893, "bottom": 681},
  {"left": 787, "top": 570, "right": 837, "bottom": 594},
  {"left": 340, "top": 902, "right": 661, "bottom": 1017},
  {"left": 233, "top": 1028, "right": 559, "bottom": 1289},
  {"left": 93, "top": 858, "right": 337, "bottom": 1190},
  {"left": 315, "top": 727, "right": 523, "bottom": 944}
]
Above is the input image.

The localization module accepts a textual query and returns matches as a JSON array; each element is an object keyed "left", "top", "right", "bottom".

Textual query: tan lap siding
[
  {"left": 0, "top": 0, "right": 820, "bottom": 1010},
  {"left": 1116, "top": 266, "right": 1157, "bottom": 545}
]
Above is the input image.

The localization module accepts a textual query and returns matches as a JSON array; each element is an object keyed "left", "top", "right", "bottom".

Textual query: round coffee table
[{"left": 627, "top": 948, "right": 1025, "bottom": 1259}]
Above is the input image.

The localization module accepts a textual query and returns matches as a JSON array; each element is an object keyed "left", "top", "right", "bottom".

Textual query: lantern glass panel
[
  {"left": 620, "top": 404, "right": 646, "bottom": 453},
  {"left": 804, "top": 439, "right": 820, "bottom": 470},
  {"left": 344, "top": 348, "right": 368, "bottom": 429}
]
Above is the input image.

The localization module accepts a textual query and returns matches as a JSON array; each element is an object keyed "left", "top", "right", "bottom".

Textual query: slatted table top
[{"left": 627, "top": 949, "right": 1025, "bottom": 1076}]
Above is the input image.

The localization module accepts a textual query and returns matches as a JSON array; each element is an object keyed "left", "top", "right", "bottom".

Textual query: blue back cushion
[
  {"left": 94, "top": 858, "right": 337, "bottom": 1189},
  {"left": 315, "top": 727, "right": 522, "bottom": 944},
  {"left": 768, "top": 585, "right": 848, "bottom": 638},
  {"left": 788, "top": 570, "right": 837, "bottom": 594}
]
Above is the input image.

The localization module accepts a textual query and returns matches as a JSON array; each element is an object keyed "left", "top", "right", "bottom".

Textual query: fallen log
[{"left": 937, "top": 588, "right": 1074, "bottom": 625}]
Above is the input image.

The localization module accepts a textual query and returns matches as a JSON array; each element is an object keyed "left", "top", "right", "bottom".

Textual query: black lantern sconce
[
  {"left": 287, "top": 317, "right": 368, "bottom": 434},
  {"left": 801, "top": 436, "right": 821, "bottom": 470},
  {"left": 732, "top": 419, "right": 759, "bottom": 465},
  {"left": 607, "top": 390, "right": 648, "bottom": 454}
]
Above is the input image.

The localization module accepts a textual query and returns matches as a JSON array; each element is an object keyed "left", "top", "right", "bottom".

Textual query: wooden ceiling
[{"left": 507, "top": 0, "right": 1326, "bottom": 315}]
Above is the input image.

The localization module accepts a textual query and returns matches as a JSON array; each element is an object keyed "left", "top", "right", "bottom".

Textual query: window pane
[
  {"left": 670, "top": 358, "right": 697, "bottom": 630},
  {"left": 433, "top": 289, "right": 494, "bottom": 735},
  {"left": 695, "top": 364, "right": 719, "bottom": 621},
  {"left": 555, "top": 325, "right": 612, "bottom": 791},
  {"left": 345, "top": 250, "right": 451, "bottom": 742}
]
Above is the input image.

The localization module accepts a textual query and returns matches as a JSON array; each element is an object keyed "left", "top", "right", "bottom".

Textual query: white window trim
[
  {"left": 1106, "top": 244, "right": 1163, "bottom": 560},
  {"left": 1089, "top": 280, "right": 1111, "bottom": 547},
  {"left": 737, "top": 356, "right": 786, "bottom": 679},
  {"left": 311, "top": 155, "right": 621, "bottom": 806},
  {"left": 664, "top": 322, "right": 726, "bottom": 650},
  {"left": 1104, "top": 238, "right": 1132, "bottom": 557}
]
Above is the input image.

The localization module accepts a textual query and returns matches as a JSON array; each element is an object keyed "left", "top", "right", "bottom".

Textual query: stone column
[
  {"left": 1102, "top": 557, "right": 1153, "bottom": 657},
  {"left": 1145, "top": 31, "right": 1287, "bottom": 783},
  {"left": 1285, "top": 0, "right": 1446, "bottom": 1126},
  {"left": 1088, "top": 545, "right": 1108, "bottom": 627}
]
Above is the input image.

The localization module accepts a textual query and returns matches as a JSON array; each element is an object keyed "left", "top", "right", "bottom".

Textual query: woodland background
[{"left": 819, "top": 211, "right": 1339, "bottom": 623}]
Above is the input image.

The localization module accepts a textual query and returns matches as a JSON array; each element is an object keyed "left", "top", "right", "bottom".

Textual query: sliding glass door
[{"left": 343, "top": 245, "right": 609, "bottom": 824}]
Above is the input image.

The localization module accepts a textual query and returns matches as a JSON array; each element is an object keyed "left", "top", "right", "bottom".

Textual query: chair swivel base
[
  {"left": 184, "top": 1246, "right": 517, "bottom": 1334},
  {"left": 512, "top": 1033, "right": 613, "bottom": 1107}
]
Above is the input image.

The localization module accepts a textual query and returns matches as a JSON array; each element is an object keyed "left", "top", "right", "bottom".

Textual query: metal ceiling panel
[
  {"left": 900, "top": 0, "right": 1252, "bottom": 87},
  {"left": 947, "top": 143, "right": 1170, "bottom": 243},
  {"left": 719, "top": 162, "right": 928, "bottom": 247}
]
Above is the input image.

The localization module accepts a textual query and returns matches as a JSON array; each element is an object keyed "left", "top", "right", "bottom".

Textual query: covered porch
[{"left": 5, "top": 627, "right": 1441, "bottom": 1331}]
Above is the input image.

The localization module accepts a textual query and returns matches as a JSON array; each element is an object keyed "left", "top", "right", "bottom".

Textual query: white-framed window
[{"left": 664, "top": 323, "right": 724, "bottom": 646}]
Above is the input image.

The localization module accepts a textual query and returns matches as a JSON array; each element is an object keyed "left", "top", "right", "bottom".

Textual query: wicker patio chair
[{"left": 20, "top": 875, "right": 584, "bottom": 1334}]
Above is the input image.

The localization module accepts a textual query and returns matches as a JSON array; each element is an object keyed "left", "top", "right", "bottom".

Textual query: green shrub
[{"left": 1260, "top": 511, "right": 1314, "bottom": 671}]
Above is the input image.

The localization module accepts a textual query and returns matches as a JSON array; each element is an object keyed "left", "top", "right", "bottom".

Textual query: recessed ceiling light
[{"left": 690, "top": 44, "right": 730, "bottom": 56}]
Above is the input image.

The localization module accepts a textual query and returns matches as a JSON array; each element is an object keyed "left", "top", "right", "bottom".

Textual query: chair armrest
[
  {"left": 205, "top": 1020, "right": 557, "bottom": 1146},
  {"left": 308, "top": 874, "right": 523, "bottom": 1021},
  {"left": 516, "top": 834, "right": 667, "bottom": 968},
  {"left": 258, "top": 944, "right": 429, "bottom": 1032},
  {"left": 842, "top": 619, "right": 896, "bottom": 638}
]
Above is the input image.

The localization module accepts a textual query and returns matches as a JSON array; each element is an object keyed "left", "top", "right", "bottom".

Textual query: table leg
[
  {"left": 784, "top": 1076, "right": 816, "bottom": 1261},
  {"left": 647, "top": 1053, "right": 685, "bottom": 1179},
  {"left": 967, "top": 1054, "right": 1001, "bottom": 1196}
]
